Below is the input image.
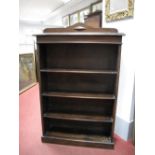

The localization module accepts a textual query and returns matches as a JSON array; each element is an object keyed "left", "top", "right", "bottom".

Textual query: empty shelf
[
  {"left": 42, "top": 92, "right": 116, "bottom": 100},
  {"left": 40, "top": 69, "right": 117, "bottom": 74},
  {"left": 43, "top": 112, "right": 113, "bottom": 123},
  {"left": 42, "top": 131, "right": 114, "bottom": 148}
]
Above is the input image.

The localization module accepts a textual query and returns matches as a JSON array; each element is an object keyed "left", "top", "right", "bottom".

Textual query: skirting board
[{"left": 114, "top": 116, "right": 134, "bottom": 141}]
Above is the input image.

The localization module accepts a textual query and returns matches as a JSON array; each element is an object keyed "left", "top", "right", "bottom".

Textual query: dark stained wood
[
  {"left": 42, "top": 92, "right": 116, "bottom": 100},
  {"left": 85, "top": 11, "right": 102, "bottom": 28},
  {"left": 41, "top": 73, "right": 116, "bottom": 94},
  {"left": 45, "top": 131, "right": 112, "bottom": 143},
  {"left": 43, "top": 112, "right": 113, "bottom": 123},
  {"left": 35, "top": 44, "right": 46, "bottom": 135},
  {"left": 42, "top": 131, "right": 114, "bottom": 149},
  {"left": 42, "top": 97, "right": 114, "bottom": 117},
  {"left": 40, "top": 69, "right": 117, "bottom": 74},
  {"left": 43, "top": 23, "right": 117, "bottom": 33},
  {"left": 35, "top": 23, "right": 123, "bottom": 149},
  {"left": 86, "top": 11, "right": 102, "bottom": 18},
  {"left": 39, "top": 44, "right": 119, "bottom": 70},
  {"left": 37, "top": 35, "right": 122, "bottom": 44},
  {"left": 45, "top": 119, "right": 112, "bottom": 135}
]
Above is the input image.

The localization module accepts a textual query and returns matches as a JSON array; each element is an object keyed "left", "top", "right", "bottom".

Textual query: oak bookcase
[{"left": 35, "top": 23, "right": 124, "bottom": 149}]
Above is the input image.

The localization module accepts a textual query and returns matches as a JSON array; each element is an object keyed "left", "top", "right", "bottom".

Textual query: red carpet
[{"left": 19, "top": 84, "right": 134, "bottom": 155}]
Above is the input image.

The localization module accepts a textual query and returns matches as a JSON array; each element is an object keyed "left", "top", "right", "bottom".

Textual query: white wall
[
  {"left": 44, "top": 0, "right": 98, "bottom": 26},
  {"left": 19, "top": 0, "right": 98, "bottom": 53},
  {"left": 19, "top": 20, "right": 65, "bottom": 53},
  {"left": 102, "top": 1, "right": 135, "bottom": 123},
  {"left": 101, "top": 1, "right": 136, "bottom": 140},
  {"left": 19, "top": 20, "right": 43, "bottom": 53}
]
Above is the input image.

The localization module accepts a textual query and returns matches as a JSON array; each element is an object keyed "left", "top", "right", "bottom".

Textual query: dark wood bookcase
[{"left": 35, "top": 23, "right": 124, "bottom": 149}]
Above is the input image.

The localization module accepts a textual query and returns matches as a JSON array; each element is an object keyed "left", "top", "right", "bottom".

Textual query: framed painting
[
  {"left": 105, "top": 0, "right": 134, "bottom": 22},
  {"left": 19, "top": 53, "right": 37, "bottom": 94}
]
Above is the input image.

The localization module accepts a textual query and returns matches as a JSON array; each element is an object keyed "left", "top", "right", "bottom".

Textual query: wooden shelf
[
  {"left": 42, "top": 131, "right": 114, "bottom": 149},
  {"left": 43, "top": 112, "right": 113, "bottom": 123},
  {"left": 42, "top": 92, "right": 116, "bottom": 100},
  {"left": 40, "top": 69, "right": 117, "bottom": 74}
]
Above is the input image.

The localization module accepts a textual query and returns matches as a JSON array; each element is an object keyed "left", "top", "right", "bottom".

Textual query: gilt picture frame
[
  {"left": 105, "top": 0, "right": 134, "bottom": 22},
  {"left": 19, "top": 53, "right": 37, "bottom": 94}
]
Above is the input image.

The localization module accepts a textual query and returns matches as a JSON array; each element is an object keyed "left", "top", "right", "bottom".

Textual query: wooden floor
[{"left": 19, "top": 84, "right": 135, "bottom": 155}]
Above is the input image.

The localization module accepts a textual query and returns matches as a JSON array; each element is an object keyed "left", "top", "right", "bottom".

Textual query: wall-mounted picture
[
  {"left": 79, "top": 7, "right": 90, "bottom": 23},
  {"left": 62, "top": 15, "right": 70, "bottom": 27},
  {"left": 92, "top": 1, "right": 102, "bottom": 13},
  {"left": 105, "top": 0, "right": 134, "bottom": 22},
  {"left": 70, "top": 12, "right": 79, "bottom": 25},
  {"left": 19, "top": 53, "right": 37, "bottom": 94}
]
